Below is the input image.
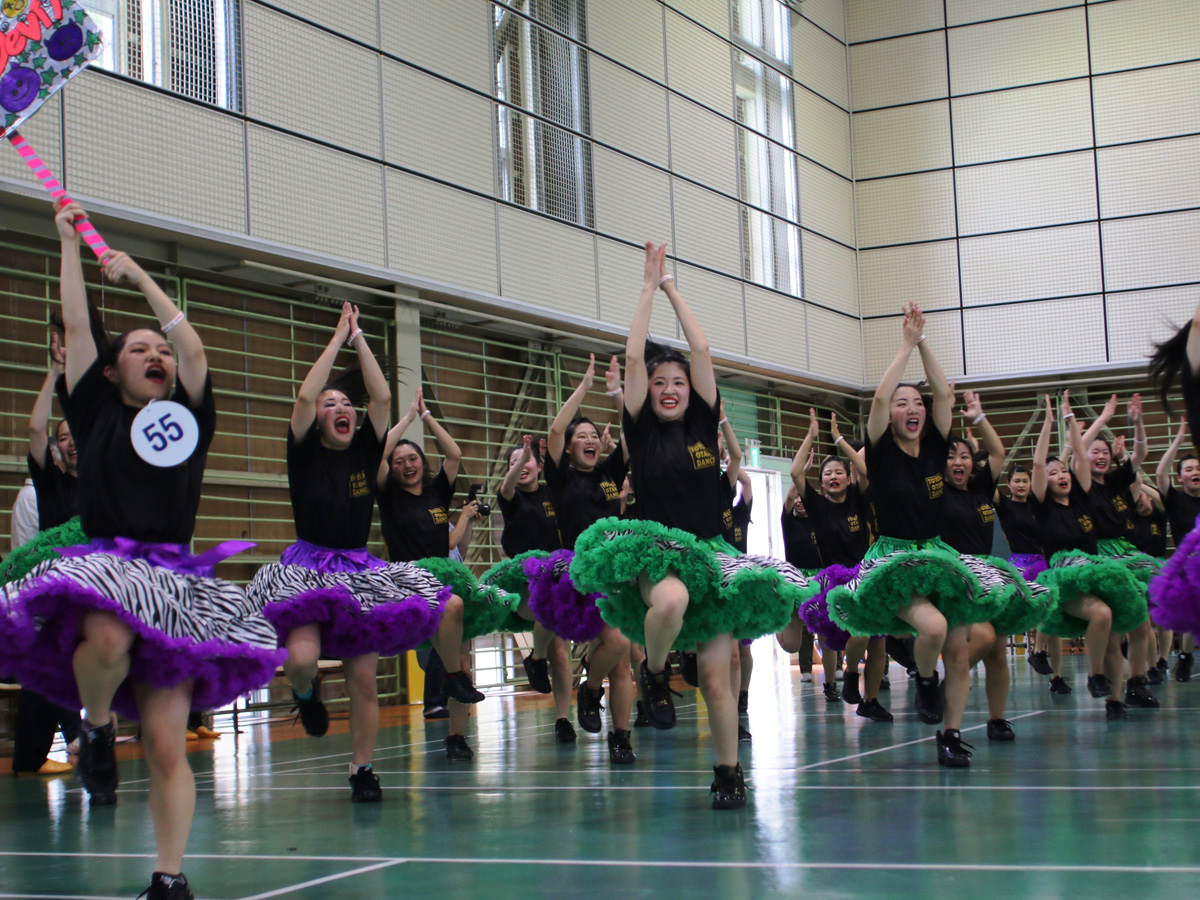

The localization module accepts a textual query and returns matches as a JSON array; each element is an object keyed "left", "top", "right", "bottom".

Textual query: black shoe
[
  {"left": 1087, "top": 673, "right": 1112, "bottom": 698},
  {"left": 1106, "top": 699, "right": 1129, "bottom": 720},
  {"left": 348, "top": 765, "right": 382, "bottom": 803},
  {"left": 936, "top": 729, "right": 974, "bottom": 768},
  {"left": 554, "top": 717, "right": 577, "bottom": 743},
  {"left": 1124, "top": 675, "right": 1160, "bottom": 709},
  {"left": 633, "top": 700, "right": 650, "bottom": 728},
  {"left": 986, "top": 718, "right": 1015, "bottom": 741},
  {"left": 738, "top": 724, "right": 753, "bottom": 743},
  {"left": 678, "top": 651, "right": 699, "bottom": 688},
  {"left": 608, "top": 729, "right": 636, "bottom": 764},
  {"left": 636, "top": 660, "right": 678, "bottom": 730},
  {"left": 1028, "top": 650, "right": 1053, "bottom": 676},
  {"left": 914, "top": 672, "right": 943, "bottom": 724},
  {"left": 1049, "top": 675, "right": 1072, "bottom": 694},
  {"left": 77, "top": 719, "right": 118, "bottom": 806},
  {"left": 577, "top": 683, "right": 605, "bottom": 734},
  {"left": 878, "top": 676, "right": 890, "bottom": 691},
  {"left": 442, "top": 671, "right": 486, "bottom": 704},
  {"left": 138, "top": 871, "right": 193, "bottom": 900},
  {"left": 841, "top": 671, "right": 862, "bottom": 705},
  {"left": 823, "top": 683, "right": 841, "bottom": 703},
  {"left": 522, "top": 655, "right": 552, "bottom": 694},
  {"left": 856, "top": 698, "right": 893, "bottom": 722},
  {"left": 422, "top": 704, "right": 450, "bottom": 720},
  {"left": 445, "top": 733, "right": 474, "bottom": 760},
  {"left": 1156, "top": 656, "right": 1170, "bottom": 672},
  {"left": 1174, "top": 652, "right": 1193, "bottom": 682},
  {"left": 737, "top": 690, "right": 749, "bottom": 715},
  {"left": 710, "top": 763, "right": 747, "bottom": 810},
  {"left": 1146, "top": 667, "right": 1164, "bottom": 686},
  {"left": 292, "top": 680, "right": 330, "bottom": 738}
]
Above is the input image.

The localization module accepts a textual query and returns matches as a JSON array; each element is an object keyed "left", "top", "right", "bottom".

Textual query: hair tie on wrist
[
  {"left": 916, "top": 334, "right": 927, "bottom": 344},
  {"left": 161, "top": 311, "right": 186, "bottom": 334},
  {"left": 835, "top": 435, "right": 845, "bottom": 444},
  {"left": 605, "top": 388, "right": 622, "bottom": 397},
  {"left": 972, "top": 413, "right": 986, "bottom": 425},
  {"left": 659, "top": 274, "right": 674, "bottom": 287},
  {"left": 346, "top": 328, "right": 364, "bottom": 345},
  {"left": 420, "top": 410, "right": 431, "bottom": 420},
  {"left": 1062, "top": 412, "right": 1075, "bottom": 420},
  {"left": 718, "top": 417, "right": 728, "bottom": 426}
]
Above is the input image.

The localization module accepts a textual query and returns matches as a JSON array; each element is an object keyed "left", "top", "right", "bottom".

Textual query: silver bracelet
[{"left": 161, "top": 311, "right": 185, "bottom": 334}]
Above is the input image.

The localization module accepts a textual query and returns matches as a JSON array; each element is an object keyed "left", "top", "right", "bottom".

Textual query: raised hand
[
  {"left": 830, "top": 412, "right": 842, "bottom": 444},
  {"left": 49, "top": 331, "right": 66, "bottom": 370},
  {"left": 1112, "top": 433, "right": 1127, "bottom": 460},
  {"left": 961, "top": 389, "right": 984, "bottom": 422},
  {"left": 1061, "top": 390, "right": 1073, "bottom": 419},
  {"left": 643, "top": 240, "right": 668, "bottom": 287},
  {"left": 1128, "top": 392, "right": 1143, "bottom": 423},
  {"left": 329, "top": 301, "right": 353, "bottom": 344},
  {"left": 604, "top": 355, "right": 622, "bottom": 395},
  {"left": 806, "top": 407, "right": 818, "bottom": 439},
  {"left": 580, "top": 353, "right": 596, "bottom": 392},
  {"left": 1100, "top": 393, "right": 1119, "bottom": 421},
  {"left": 902, "top": 302, "right": 924, "bottom": 347},
  {"left": 98, "top": 250, "right": 148, "bottom": 287},
  {"left": 347, "top": 304, "right": 362, "bottom": 341},
  {"left": 1044, "top": 393, "right": 1054, "bottom": 420},
  {"left": 53, "top": 199, "right": 86, "bottom": 243},
  {"left": 407, "top": 387, "right": 424, "bottom": 420},
  {"left": 601, "top": 422, "right": 617, "bottom": 453}
]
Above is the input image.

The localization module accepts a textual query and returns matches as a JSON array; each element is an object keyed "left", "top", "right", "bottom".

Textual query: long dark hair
[
  {"left": 644, "top": 339, "right": 690, "bottom": 379},
  {"left": 1150, "top": 321, "right": 1190, "bottom": 413}
]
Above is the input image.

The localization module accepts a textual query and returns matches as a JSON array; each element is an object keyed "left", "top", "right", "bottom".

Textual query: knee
[
  {"left": 84, "top": 615, "right": 134, "bottom": 665},
  {"left": 142, "top": 727, "right": 188, "bottom": 779},
  {"left": 603, "top": 628, "right": 631, "bottom": 655},
  {"left": 922, "top": 615, "right": 948, "bottom": 646},
  {"left": 346, "top": 666, "right": 378, "bottom": 699},
  {"left": 444, "top": 594, "right": 464, "bottom": 619},
  {"left": 697, "top": 657, "right": 731, "bottom": 698},
  {"left": 649, "top": 580, "right": 689, "bottom": 619},
  {"left": 1089, "top": 601, "right": 1113, "bottom": 630}
]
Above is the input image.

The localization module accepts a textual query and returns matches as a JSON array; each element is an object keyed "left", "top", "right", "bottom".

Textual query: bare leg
[
  {"left": 982, "top": 628, "right": 1010, "bottom": 720},
  {"left": 547, "top": 636, "right": 572, "bottom": 720},
  {"left": 820, "top": 646, "right": 837, "bottom": 684},
  {"left": 844, "top": 636, "right": 869, "bottom": 676},
  {"left": 282, "top": 623, "right": 320, "bottom": 693},
  {"left": 531, "top": 619, "right": 554, "bottom": 660},
  {"left": 1155, "top": 626, "right": 1172, "bottom": 663},
  {"left": 74, "top": 611, "right": 134, "bottom": 725},
  {"left": 343, "top": 653, "right": 379, "bottom": 767},
  {"left": 432, "top": 594, "right": 466, "bottom": 675},
  {"left": 587, "top": 625, "right": 631, "bottom": 689},
  {"left": 638, "top": 572, "right": 688, "bottom": 673},
  {"left": 1103, "top": 631, "right": 1123, "bottom": 687},
  {"left": 448, "top": 642, "right": 473, "bottom": 737},
  {"left": 1128, "top": 618, "right": 1153, "bottom": 680},
  {"left": 1184, "top": 633, "right": 1197, "bottom": 653},
  {"left": 895, "top": 596, "right": 948, "bottom": 677},
  {"left": 863, "top": 637, "right": 887, "bottom": 700},
  {"left": 942, "top": 625, "right": 972, "bottom": 730},
  {"left": 696, "top": 633, "right": 738, "bottom": 766},
  {"left": 630, "top": 643, "right": 646, "bottom": 699},
  {"left": 135, "top": 681, "right": 195, "bottom": 875},
  {"left": 1047, "top": 635, "right": 1063, "bottom": 677},
  {"left": 1062, "top": 595, "right": 1114, "bottom": 678},
  {"left": 607, "top": 645, "right": 634, "bottom": 730}
]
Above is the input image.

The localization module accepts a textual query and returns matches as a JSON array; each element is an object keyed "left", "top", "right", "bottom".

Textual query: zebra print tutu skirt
[
  {"left": 0, "top": 538, "right": 286, "bottom": 720},
  {"left": 522, "top": 549, "right": 605, "bottom": 644},
  {"left": 1036, "top": 550, "right": 1149, "bottom": 638},
  {"left": 798, "top": 564, "right": 860, "bottom": 653},
  {"left": 413, "top": 556, "right": 523, "bottom": 639},
  {"left": 570, "top": 517, "right": 815, "bottom": 648},
  {"left": 247, "top": 540, "right": 448, "bottom": 659}
]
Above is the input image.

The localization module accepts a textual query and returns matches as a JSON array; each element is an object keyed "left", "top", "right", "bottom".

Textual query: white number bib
[{"left": 131, "top": 400, "right": 200, "bottom": 467}]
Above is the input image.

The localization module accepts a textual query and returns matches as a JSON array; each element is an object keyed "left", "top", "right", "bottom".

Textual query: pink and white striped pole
[{"left": 7, "top": 130, "right": 109, "bottom": 260}]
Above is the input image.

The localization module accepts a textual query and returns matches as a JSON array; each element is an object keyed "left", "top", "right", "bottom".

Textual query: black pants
[
  {"left": 12, "top": 690, "right": 81, "bottom": 773},
  {"left": 418, "top": 648, "right": 447, "bottom": 708},
  {"left": 796, "top": 625, "right": 814, "bottom": 674}
]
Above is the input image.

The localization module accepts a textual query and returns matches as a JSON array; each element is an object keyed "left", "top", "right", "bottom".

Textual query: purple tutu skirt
[
  {"left": 1009, "top": 552, "right": 1048, "bottom": 583},
  {"left": 798, "top": 564, "right": 860, "bottom": 653},
  {"left": 523, "top": 549, "right": 605, "bottom": 644},
  {"left": 248, "top": 540, "right": 448, "bottom": 659},
  {"left": 0, "top": 539, "right": 286, "bottom": 720},
  {"left": 1149, "top": 525, "right": 1200, "bottom": 633}
]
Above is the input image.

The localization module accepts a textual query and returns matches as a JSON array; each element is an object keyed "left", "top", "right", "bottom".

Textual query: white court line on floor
[
  {"left": 0, "top": 894, "right": 123, "bottom": 900},
  {"left": 108, "top": 782, "right": 1200, "bottom": 794},
  {"left": 236, "top": 860, "right": 407, "bottom": 900}
]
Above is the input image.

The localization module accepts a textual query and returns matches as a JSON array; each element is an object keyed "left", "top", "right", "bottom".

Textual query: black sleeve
[
  {"left": 803, "top": 479, "right": 821, "bottom": 511},
  {"left": 497, "top": 490, "right": 520, "bottom": 520},
  {"left": 27, "top": 448, "right": 51, "bottom": 480},
  {"left": 359, "top": 409, "right": 386, "bottom": 461},
  {"left": 971, "top": 464, "right": 996, "bottom": 499},
  {"left": 57, "top": 359, "right": 109, "bottom": 439},
  {"left": 543, "top": 453, "right": 566, "bottom": 495},
  {"left": 173, "top": 373, "right": 217, "bottom": 455},
  {"left": 600, "top": 445, "right": 629, "bottom": 484},
  {"left": 432, "top": 467, "right": 454, "bottom": 506},
  {"left": 1110, "top": 459, "right": 1136, "bottom": 492},
  {"left": 286, "top": 422, "right": 318, "bottom": 470}
]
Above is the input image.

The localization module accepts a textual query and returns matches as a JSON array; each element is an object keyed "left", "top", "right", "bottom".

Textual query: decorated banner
[{"left": 1, "top": 0, "right": 103, "bottom": 138}]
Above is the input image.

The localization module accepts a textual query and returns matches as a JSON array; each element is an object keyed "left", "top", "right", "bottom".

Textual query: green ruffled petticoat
[
  {"left": 1095, "top": 538, "right": 1163, "bottom": 590},
  {"left": 478, "top": 550, "right": 548, "bottom": 633},
  {"left": 569, "top": 516, "right": 814, "bottom": 649},
  {"left": 827, "top": 536, "right": 1007, "bottom": 637},
  {"left": 1035, "top": 549, "right": 1149, "bottom": 638},
  {"left": 984, "top": 554, "right": 1054, "bottom": 636},
  {"left": 1, "top": 516, "right": 88, "bottom": 585},
  {"left": 414, "top": 556, "right": 523, "bottom": 639}
]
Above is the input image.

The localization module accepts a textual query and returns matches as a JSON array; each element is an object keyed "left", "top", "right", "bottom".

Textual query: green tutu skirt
[
  {"left": 1035, "top": 550, "right": 1149, "bottom": 638},
  {"left": 569, "top": 516, "right": 814, "bottom": 649},
  {"left": 478, "top": 550, "right": 548, "bottom": 633},
  {"left": 985, "top": 554, "right": 1054, "bottom": 636},
  {"left": 1, "top": 517, "right": 88, "bottom": 586},
  {"left": 414, "top": 556, "right": 522, "bottom": 640},
  {"left": 827, "top": 536, "right": 1007, "bottom": 637},
  {"left": 1096, "top": 538, "right": 1163, "bottom": 589}
]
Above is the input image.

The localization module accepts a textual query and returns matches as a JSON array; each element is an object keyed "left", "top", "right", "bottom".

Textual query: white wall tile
[
  {"left": 1098, "top": 136, "right": 1200, "bottom": 219},
  {"left": 856, "top": 170, "right": 957, "bottom": 247},
  {"left": 794, "top": 87, "right": 852, "bottom": 178},
  {"left": 956, "top": 151, "right": 1096, "bottom": 235},
  {"left": 946, "top": 0, "right": 1081, "bottom": 27},
  {"left": 847, "top": 0, "right": 943, "bottom": 43},
  {"left": 588, "top": 0, "right": 666, "bottom": 81},
  {"left": 802, "top": 231, "right": 859, "bottom": 315},
  {"left": 379, "top": 0, "right": 492, "bottom": 93},
  {"left": 947, "top": 8, "right": 1088, "bottom": 95},
  {"left": 963, "top": 296, "right": 1106, "bottom": 374},
  {"left": 793, "top": 15, "right": 851, "bottom": 109},
  {"left": 852, "top": 101, "right": 952, "bottom": 179},
  {"left": 1089, "top": 0, "right": 1200, "bottom": 74},
  {"left": 669, "top": 0, "right": 732, "bottom": 37},
  {"left": 597, "top": 238, "right": 679, "bottom": 338},
  {"left": 1102, "top": 210, "right": 1200, "bottom": 292},
  {"left": 959, "top": 223, "right": 1101, "bottom": 306},
  {"left": 745, "top": 286, "right": 808, "bottom": 369},
  {"left": 800, "top": 0, "right": 847, "bottom": 41},
  {"left": 863, "top": 309, "right": 963, "bottom": 382},
  {"left": 798, "top": 159, "right": 856, "bottom": 246},
  {"left": 270, "top": 0, "right": 378, "bottom": 44},
  {"left": 809, "top": 305, "right": 865, "bottom": 383},
  {"left": 498, "top": 207, "right": 598, "bottom": 317},
  {"left": 593, "top": 148, "right": 674, "bottom": 246},
  {"left": 1107, "top": 286, "right": 1198, "bottom": 364},
  {"left": 672, "top": 179, "right": 743, "bottom": 276},
  {"left": 590, "top": 56, "right": 671, "bottom": 168},
  {"left": 952, "top": 80, "right": 1093, "bottom": 166},
  {"left": 859, "top": 241, "right": 960, "bottom": 316},
  {"left": 665, "top": 10, "right": 734, "bottom": 115},
  {"left": 669, "top": 95, "right": 739, "bottom": 195},
  {"left": 1093, "top": 61, "right": 1200, "bottom": 146},
  {"left": 676, "top": 262, "right": 747, "bottom": 356},
  {"left": 850, "top": 31, "right": 947, "bottom": 110}
]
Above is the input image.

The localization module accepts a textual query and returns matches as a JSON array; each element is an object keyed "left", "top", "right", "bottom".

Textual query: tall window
[
  {"left": 82, "top": 0, "right": 240, "bottom": 110},
  {"left": 732, "top": 0, "right": 801, "bottom": 296},
  {"left": 494, "top": 0, "right": 594, "bottom": 228}
]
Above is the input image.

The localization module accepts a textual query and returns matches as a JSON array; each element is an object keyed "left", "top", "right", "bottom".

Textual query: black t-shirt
[
  {"left": 1087, "top": 459, "right": 1137, "bottom": 541},
  {"left": 59, "top": 361, "right": 215, "bottom": 543},
  {"left": 623, "top": 392, "right": 722, "bottom": 538},
  {"left": 1165, "top": 486, "right": 1200, "bottom": 548},
  {"left": 803, "top": 481, "right": 870, "bottom": 567},
  {"left": 939, "top": 467, "right": 997, "bottom": 557},
  {"left": 1033, "top": 480, "right": 1097, "bottom": 558},
  {"left": 995, "top": 495, "right": 1043, "bottom": 556},
  {"left": 718, "top": 475, "right": 752, "bottom": 553},
  {"left": 27, "top": 447, "right": 77, "bottom": 530},
  {"left": 498, "top": 485, "right": 562, "bottom": 557},
  {"left": 1185, "top": 371, "right": 1200, "bottom": 456},
  {"left": 781, "top": 503, "right": 823, "bottom": 570},
  {"left": 864, "top": 427, "right": 949, "bottom": 540},
  {"left": 1132, "top": 508, "right": 1168, "bottom": 557},
  {"left": 379, "top": 468, "right": 454, "bottom": 562},
  {"left": 287, "top": 414, "right": 382, "bottom": 550},
  {"left": 543, "top": 449, "right": 626, "bottom": 548}
]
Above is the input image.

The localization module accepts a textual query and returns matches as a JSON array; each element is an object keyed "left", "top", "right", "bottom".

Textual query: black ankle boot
[
  {"left": 710, "top": 763, "right": 747, "bottom": 809},
  {"left": 914, "top": 672, "right": 943, "bottom": 724},
  {"left": 936, "top": 729, "right": 973, "bottom": 768}
]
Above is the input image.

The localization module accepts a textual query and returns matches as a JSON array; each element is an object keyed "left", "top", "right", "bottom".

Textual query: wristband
[
  {"left": 1062, "top": 412, "right": 1075, "bottom": 420},
  {"left": 972, "top": 413, "right": 986, "bottom": 425},
  {"left": 605, "top": 388, "right": 622, "bottom": 397},
  {"left": 161, "top": 311, "right": 186, "bottom": 334},
  {"left": 1135, "top": 437, "right": 1147, "bottom": 444},
  {"left": 347, "top": 328, "right": 364, "bottom": 345},
  {"left": 659, "top": 274, "right": 674, "bottom": 287},
  {"left": 420, "top": 410, "right": 431, "bottom": 420},
  {"left": 835, "top": 435, "right": 845, "bottom": 445},
  {"left": 917, "top": 334, "right": 926, "bottom": 344},
  {"left": 718, "top": 417, "right": 728, "bottom": 426}
]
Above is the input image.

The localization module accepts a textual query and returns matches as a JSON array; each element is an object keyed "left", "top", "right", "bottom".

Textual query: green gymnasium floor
[{"left": 2, "top": 654, "right": 1198, "bottom": 899}]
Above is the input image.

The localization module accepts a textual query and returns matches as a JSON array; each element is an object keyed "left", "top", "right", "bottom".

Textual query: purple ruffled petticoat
[
  {"left": 798, "top": 563, "right": 861, "bottom": 652},
  {"left": 1149, "top": 524, "right": 1200, "bottom": 633},
  {"left": 1009, "top": 552, "right": 1048, "bottom": 583},
  {"left": 249, "top": 540, "right": 448, "bottom": 659},
  {"left": 523, "top": 549, "right": 606, "bottom": 644},
  {"left": 0, "top": 537, "right": 286, "bottom": 720}
]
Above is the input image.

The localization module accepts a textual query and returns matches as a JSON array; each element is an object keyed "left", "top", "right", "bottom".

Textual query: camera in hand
[{"left": 466, "top": 483, "right": 491, "bottom": 517}]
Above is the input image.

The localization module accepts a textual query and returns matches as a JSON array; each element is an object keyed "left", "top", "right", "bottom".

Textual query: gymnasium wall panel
[
  {"left": 849, "top": 31, "right": 947, "bottom": 111},
  {"left": 671, "top": 180, "right": 743, "bottom": 277},
  {"left": 65, "top": 74, "right": 246, "bottom": 234},
  {"left": 269, "top": 0, "right": 378, "bottom": 44},
  {"left": 946, "top": 8, "right": 1088, "bottom": 96},
  {"left": 378, "top": 0, "right": 493, "bottom": 93},
  {"left": 675, "top": 262, "right": 747, "bottom": 356},
  {"left": 798, "top": 159, "right": 855, "bottom": 247},
  {"left": 0, "top": 95, "right": 61, "bottom": 187},
  {"left": 596, "top": 238, "right": 679, "bottom": 339},
  {"left": 1107, "top": 287, "right": 1198, "bottom": 364},
  {"left": 846, "top": 0, "right": 943, "bottom": 43},
  {"left": 587, "top": 0, "right": 667, "bottom": 81},
  {"left": 856, "top": 170, "right": 956, "bottom": 248},
  {"left": 802, "top": 232, "right": 859, "bottom": 317},
  {"left": 380, "top": 61, "right": 496, "bottom": 195},
  {"left": 589, "top": 56, "right": 672, "bottom": 169},
  {"left": 862, "top": 309, "right": 964, "bottom": 383},
  {"left": 1088, "top": 0, "right": 1200, "bottom": 74},
  {"left": 668, "top": 0, "right": 732, "bottom": 37},
  {"left": 851, "top": 101, "right": 952, "bottom": 180},
  {"left": 955, "top": 151, "right": 1096, "bottom": 236},
  {"left": 793, "top": 88, "right": 852, "bottom": 179},
  {"left": 246, "top": 126, "right": 387, "bottom": 267},
  {"left": 498, "top": 207, "right": 599, "bottom": 317},
  {"left": 1092, "top": 62, "right": 1200, "bottom": 146},
  {"left": 1102, "top": 210, "right": 1200, "bottom": 293},
  {"left": 858, "top": 242, "right": 960, "bottom": 317},
  {"left": 665, "top": 10, "right": 734, "bottom": 116},
  {"left": 243, "top": 4, "right": 382, "bottom": 158},
  {"left": 963, "top": 296, "right": 1106, "bottom": 374},
  {"left": 959, "top": 224, "right": 1101, "bottom": 308},
  {"left": 946, "top": 0, "right": 1079, "bottom": 27},
  {"left": 386, "top": 170, "right": 500, "bottom": 296},
  {"left": 1097, "top": 136, "right": 1200, "bottom": 220},
  {"left": 745, "top": 286, "right": 808, "bottom": 370},
  {"left": 809, "top": 305, "right": 865, "bottom": 384},
  {"left": 792, "top": 15, "right": 850, "bottom": 110},
  {"left": 668, "top": 95, "right": 739, "bottom": 196},
  {"left": 798, "top": 0, "right": 845, "bottom": 41},
  {"left": 593, "top": 149, "right": 675, "bottom": 247},
  {"left": 951, "top": 80, "right": 1093, "bottom": 167}
]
